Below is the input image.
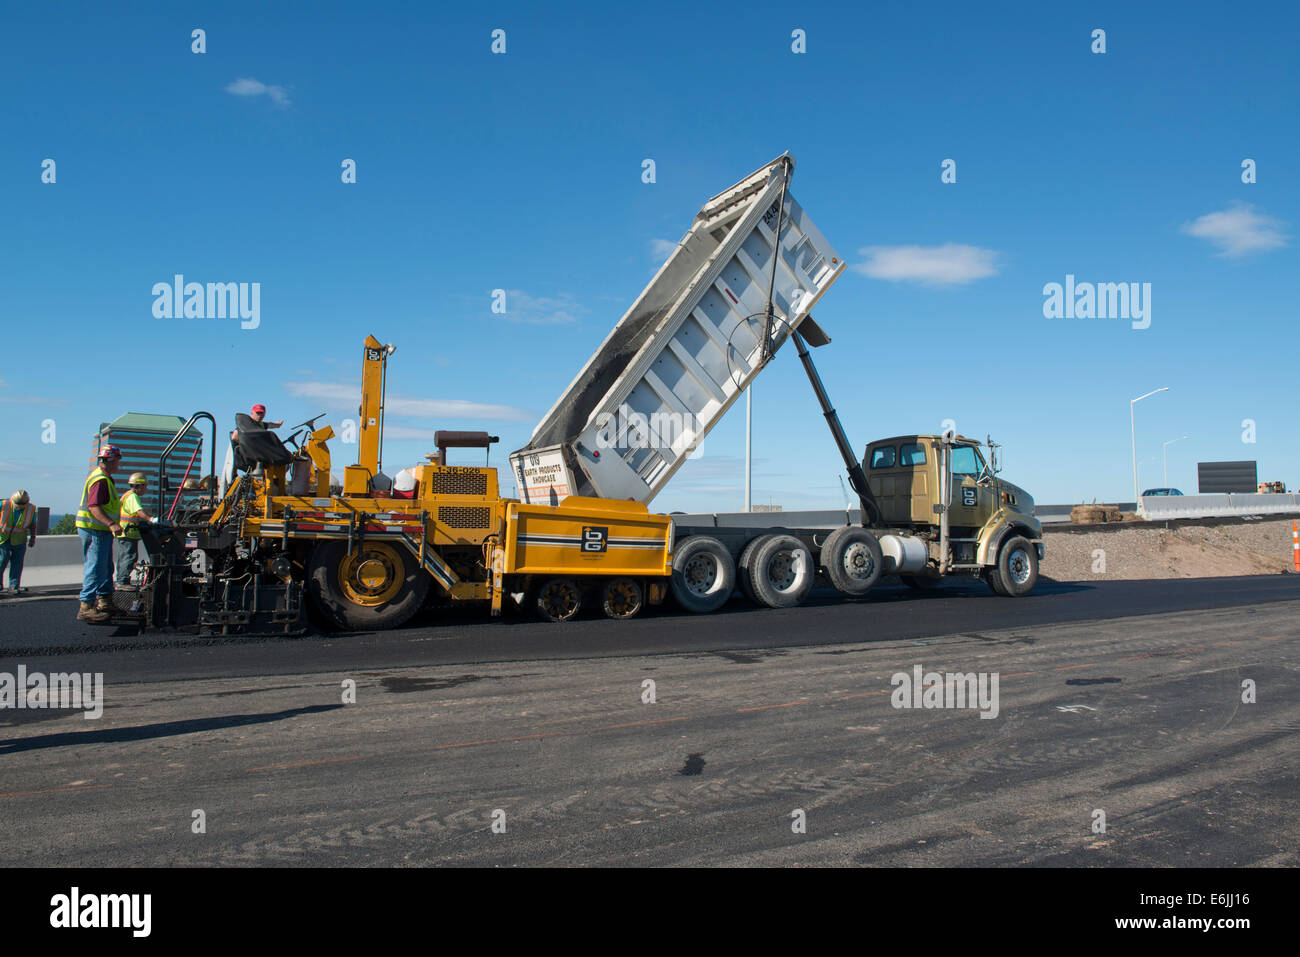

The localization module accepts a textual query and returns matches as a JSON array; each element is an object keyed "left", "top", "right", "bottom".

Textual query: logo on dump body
[{"left": 582, "top": 526, "right": 608, "bottom": 553}]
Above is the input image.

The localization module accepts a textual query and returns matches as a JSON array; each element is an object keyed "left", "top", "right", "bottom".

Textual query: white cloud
[
  {"left": 853, "top": 243, "right": 1000, "bottom": 285},
  {"left": 284, "top": 381, "right": 533, "bottom": 422},
  {"left": 1181, "top": 203, "right": 1288, "bottom": 257},
  {"left": 649, "top": 239, "right": 678, "bottom": 263},
  {"left": 225, "top": 77, "right": 291, "bottom": 107},
  {"left": 496, "top": 290, "right": 583, "bottom": 325}
]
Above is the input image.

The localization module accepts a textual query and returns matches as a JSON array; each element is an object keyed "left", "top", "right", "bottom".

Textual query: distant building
[
  {"left": 89, "top": 413, "right": 204, "bottom": 514},
  {"left": 1197, "top": 460, "right": 1257, "bottom": 494},
  {"left": 752, "top": 504, "right": 783, "bottom": 513}
]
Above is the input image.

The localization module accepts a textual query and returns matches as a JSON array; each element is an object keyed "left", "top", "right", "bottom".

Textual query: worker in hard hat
[
  {"left": 0, "top": 489, "right": 37, "bottom": 594},
  {"left": 114, "top": 472, "right": 159, "bottom": 586},
  {"left": 222, "top": 403, "right": 283, "bottom": 496},
  {"left": 75, "top": 445, "right": 124, "bottom": 623}
]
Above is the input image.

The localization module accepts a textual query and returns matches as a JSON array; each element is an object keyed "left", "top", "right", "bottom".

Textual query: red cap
[
  {"left": 251, "top": 404, "right": 267, "bottom": 414},
  {"left": 99, "top": 445, "right": 122, "bottom": 461}
]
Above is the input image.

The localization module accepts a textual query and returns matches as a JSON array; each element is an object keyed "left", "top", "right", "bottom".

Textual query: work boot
[
  {"left": 95, "top": 594, "right": 114, "bottom": 614},
  {"left": 77, "top": 601, "right": 111, "bottom": 624}
]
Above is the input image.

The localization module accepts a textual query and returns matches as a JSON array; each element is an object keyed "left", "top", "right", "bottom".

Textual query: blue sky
[{"left": 3, "top": 0, "right": 1296, "bottom": 514}]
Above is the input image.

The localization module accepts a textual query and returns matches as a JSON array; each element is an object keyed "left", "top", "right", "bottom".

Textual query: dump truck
[
  {"left": 110, "top": 336, "right": 675, "bottom": 634},
  {"left": 510, "top": 153, "right": 1044, "bottom": 610}
]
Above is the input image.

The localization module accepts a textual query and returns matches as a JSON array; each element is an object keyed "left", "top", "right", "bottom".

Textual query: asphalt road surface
[{"left": 1, "top": 575, "right": 1297, "bottom": 866}]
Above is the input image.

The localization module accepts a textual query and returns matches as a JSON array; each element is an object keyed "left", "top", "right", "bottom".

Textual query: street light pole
[
  {"left": 1131, "top": 387, "right": 1170, "bottom": 503},
  {"left": 1162, "top": 435, "right": 1190, "bottom": 488}
]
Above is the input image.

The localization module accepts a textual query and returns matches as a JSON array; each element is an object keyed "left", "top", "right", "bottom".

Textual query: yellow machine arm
[{"left": 347, "top": 335, "right": 394, "bottom": 495}]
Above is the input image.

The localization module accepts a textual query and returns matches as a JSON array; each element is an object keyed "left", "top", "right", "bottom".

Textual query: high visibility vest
[
  {"left": 0, "top": 500, "right": 34, "bottom": 546},
  {"left": 75, "top": 468, "right": 120, "bottom": 532},
  {"left": 118, "top": 490, "right": 145, "bottom": 540}
]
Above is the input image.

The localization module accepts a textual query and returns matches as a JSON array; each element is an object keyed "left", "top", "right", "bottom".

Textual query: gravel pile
[{"left": 1041, "top": 516, "right": 1298, "bottom": 582}]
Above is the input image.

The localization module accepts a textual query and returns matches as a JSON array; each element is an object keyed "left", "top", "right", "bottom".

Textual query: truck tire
[
  {"left": 737, "top": 536, "right": 764, "bottom": 605},
  {"left": 307, "top": 541, "right": 430, "bottom": 631},
  {"left": 534, "top": 577, "right": 584, "bottom": 622},
  {"left": 600, "top": 577, "right": 644, "bottom": 620},
  {"left": 820, "top": 526, "right": 883, "bottom": 596},
  {"left": 748, "top": 534, "right": 814, "bottom": 609},
  {"left": 986, "top": 535, "right": 1038, "bottom": 597},
  {"left": 671, "top": 536, "right": 735, "bottom": 614}
]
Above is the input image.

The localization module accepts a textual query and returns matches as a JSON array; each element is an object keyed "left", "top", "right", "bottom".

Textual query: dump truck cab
[{"left": 865, "top": 433, "right": 1043, "bottom": 595}]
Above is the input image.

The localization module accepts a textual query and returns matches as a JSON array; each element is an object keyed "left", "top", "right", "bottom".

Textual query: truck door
[{"left": 947, "top": 444, "right": 991, "bottom": 529}]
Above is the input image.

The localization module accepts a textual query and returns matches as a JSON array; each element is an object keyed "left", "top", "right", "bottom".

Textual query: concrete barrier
[
  {"left": 15, "top": 534, "right": 84, "bottom": 587},
  {"left": 1139, "top": 492, "right": 1300, "bottom": 521}
]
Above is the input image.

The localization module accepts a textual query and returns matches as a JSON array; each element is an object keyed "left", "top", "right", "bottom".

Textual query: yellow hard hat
[
  {"left": 10, "top": 489, "right": 28, "bottom": 505},
  {"left": 129, "top": 472, "right": 148, "bottom": 486}
]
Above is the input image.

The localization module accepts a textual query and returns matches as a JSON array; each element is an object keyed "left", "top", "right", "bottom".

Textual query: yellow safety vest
[
  {"left": 75, "top": 468, "right": 120, "bottom": 532},
  {"left": 0, "top": 501, "right": 34, "bottom": 546},
  {"left": 119, "top": 490, "right": 145, "bottom": 540}
]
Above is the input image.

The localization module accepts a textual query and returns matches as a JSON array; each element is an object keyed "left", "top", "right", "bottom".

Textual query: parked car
[{"left": 1142, "top": 488, "right": 1184, "bottom": 496}]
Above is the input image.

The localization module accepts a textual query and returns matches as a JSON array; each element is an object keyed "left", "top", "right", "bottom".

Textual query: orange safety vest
[{"left": 0, "top": 500, "right": 34, "bottom": 546}]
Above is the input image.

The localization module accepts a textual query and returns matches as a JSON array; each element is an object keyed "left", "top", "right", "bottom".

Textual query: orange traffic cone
[{"left": 1293, "top": 521, "right": 1299, "bottom": 573}]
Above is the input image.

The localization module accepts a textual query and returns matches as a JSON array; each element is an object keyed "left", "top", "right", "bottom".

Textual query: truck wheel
[
  {"left": 987, "top": 535, "right": 1038, "bottom": 597},
  {"left": 670, "top": 536, "right": 735, "bottom": 614},
  {"left": 737, "top": 536, "right": 764, "bottom": 604},
  {"left": 820, "top": 526, "right": 883, "bottom": 596},
  {"left": 535, "top": 577, "right": 583, "bottom": 622},
  {"left": 748, "top": 534, "right": 814, "bottom": 609},
  {"left": 307, "top": 541, "right": 430, "bottom": 631},
  {"left": 600, "top": 577, "right": 644, "bottom": 620}
]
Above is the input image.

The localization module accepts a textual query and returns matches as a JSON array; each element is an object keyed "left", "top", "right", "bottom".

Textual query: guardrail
[{"left": 1138, "top": 493, "right": 1300, "bottom": 521}]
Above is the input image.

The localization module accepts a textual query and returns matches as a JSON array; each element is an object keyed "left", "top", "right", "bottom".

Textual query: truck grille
[
  {"left": 438, "top": 506, "right": 493, "bottom": 529},
  {"left": 427, "top": 470, "right": 488, "bottom": 495}
]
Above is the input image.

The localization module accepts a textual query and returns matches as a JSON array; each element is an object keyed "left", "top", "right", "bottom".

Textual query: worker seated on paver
[
  {"left": 232, "top": 413, "right": 295, "bottom": 472},
  {"left": 223, "top": 404, "right": 287, "bottom": 493}
]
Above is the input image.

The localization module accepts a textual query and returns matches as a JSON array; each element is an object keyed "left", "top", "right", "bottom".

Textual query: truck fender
[{"left": 976, "top": 515, "right": 1038, "bottom": 566}]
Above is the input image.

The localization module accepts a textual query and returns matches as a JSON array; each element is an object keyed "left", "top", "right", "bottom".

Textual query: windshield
[{"left": 951, "top": 444, "right": 985, "bottom": 476}]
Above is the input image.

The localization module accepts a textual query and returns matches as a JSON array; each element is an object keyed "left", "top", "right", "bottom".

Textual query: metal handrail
[{"left": 158, "top": 412, "right": 217, "bottom": 517}]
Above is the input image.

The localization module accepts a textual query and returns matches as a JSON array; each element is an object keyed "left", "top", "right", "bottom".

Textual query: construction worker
[
  {"left": 222, "top": 403, "right": 283, "bottom": 495},
  {"left": 0, "top": 490, "right": 37, "bottom": 594},
  {"left": 75, "top": 446, "right": 124, "bottom": 623},
  {"left": 115, "top": 472, "right": 159, "bottom": 586}
]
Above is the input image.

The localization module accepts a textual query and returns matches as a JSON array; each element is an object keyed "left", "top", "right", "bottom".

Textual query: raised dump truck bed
[{"left": 511, "top": 152, "right": 845, "bottom": 506}]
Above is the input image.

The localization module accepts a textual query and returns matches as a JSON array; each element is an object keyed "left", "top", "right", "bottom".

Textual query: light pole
[
  {"left": 1162, "top": 435, "right": 1189, "bottom": 488},
  {"left": 1131, "top": 387, "right": 1169, "bottom": 503}
]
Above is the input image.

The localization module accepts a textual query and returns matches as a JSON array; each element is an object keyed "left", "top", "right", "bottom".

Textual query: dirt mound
[{"left": 1042, "top": 517, "right": 1298, "bottom": 581}]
